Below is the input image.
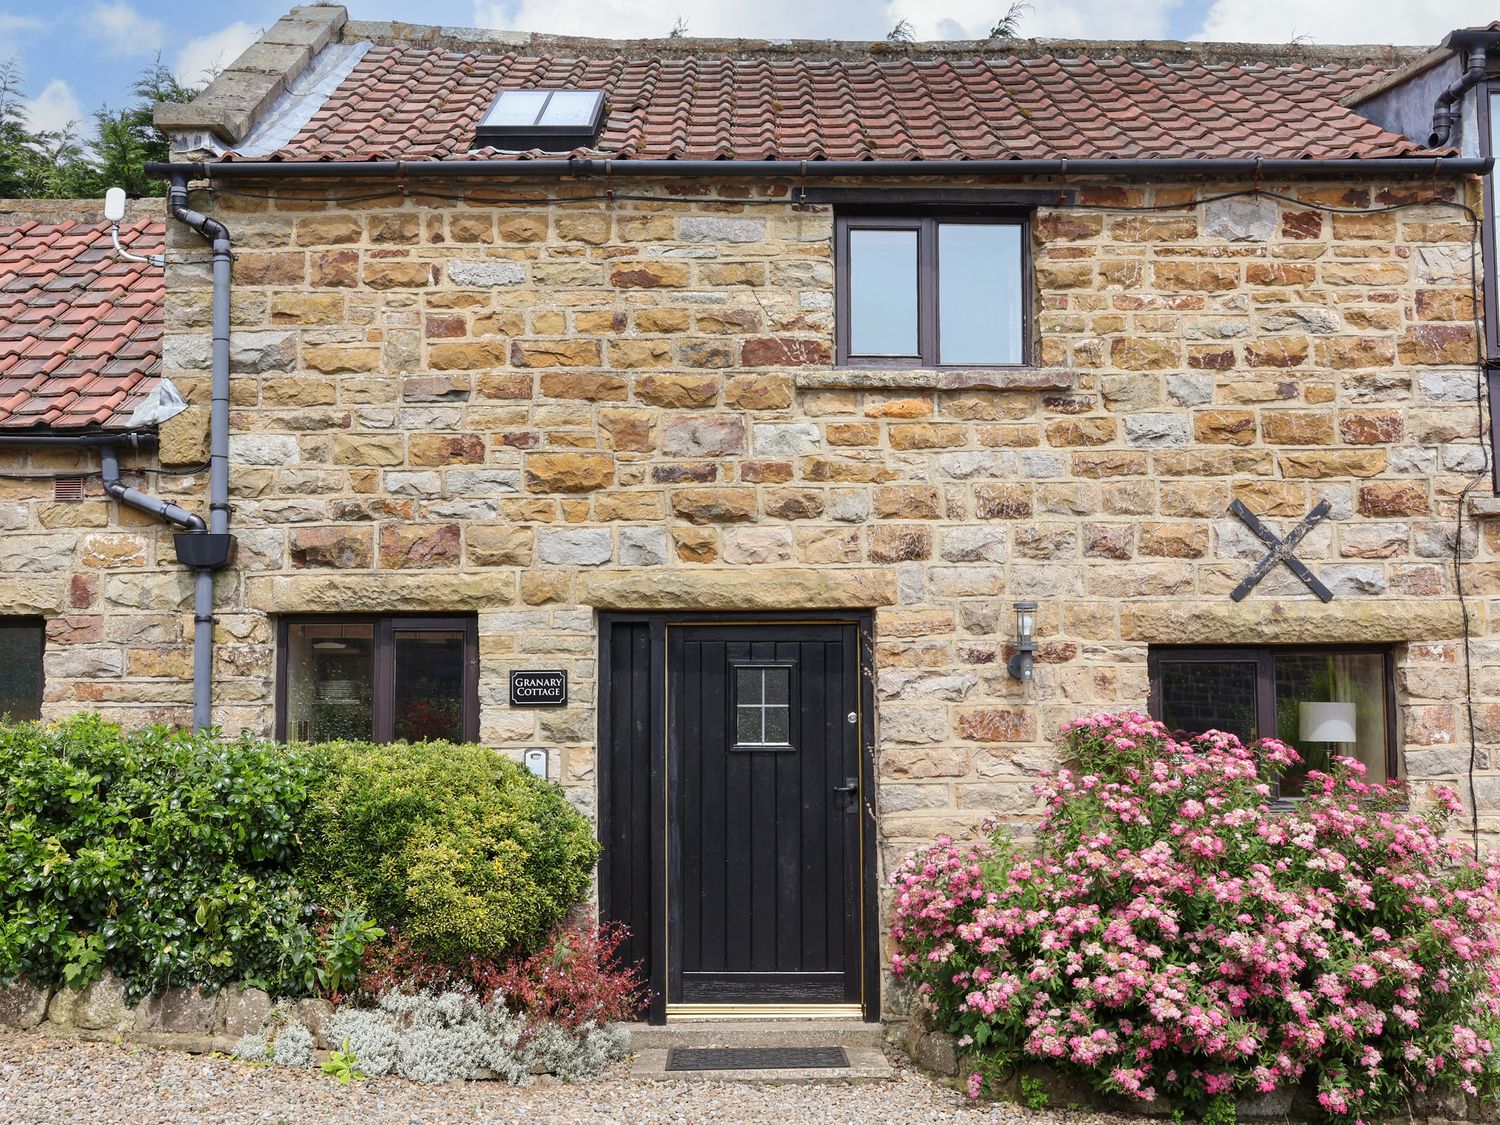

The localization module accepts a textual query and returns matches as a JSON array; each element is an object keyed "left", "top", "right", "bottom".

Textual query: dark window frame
[
  {"left": 833, "top": 209, "right": 1033, "bottom": 369},
  {"left": 0, "top": 617, "right": 44, "bottom": 722},
  {"left": 729, "top": 660, "right": 798, "bottom": 752},
  {"left": 1477, "top": 83, "right": 1500, "bottom": 492},
  {"left": 1146, "top": 644, "right": 1399, "bottom": 793},
  {"left": 274, "top": 614, "right": 480, "bottom": 744}
]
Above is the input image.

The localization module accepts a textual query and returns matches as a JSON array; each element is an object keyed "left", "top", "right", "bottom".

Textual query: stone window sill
[
  {"left": 1467, "top": 496, "right": 1500, "bottom": 520},
  {"left": 794, "top": 368, "right": 1077, "bottom": 393}
]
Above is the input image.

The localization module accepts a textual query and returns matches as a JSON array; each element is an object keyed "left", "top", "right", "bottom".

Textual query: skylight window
[{"left": 475, "top": 89, "right": 606, "bottom": 151}]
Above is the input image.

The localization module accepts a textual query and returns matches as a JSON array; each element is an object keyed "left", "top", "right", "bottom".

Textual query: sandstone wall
[{"left": 0, "top": 175, "right": 1494, "bottom": 855}]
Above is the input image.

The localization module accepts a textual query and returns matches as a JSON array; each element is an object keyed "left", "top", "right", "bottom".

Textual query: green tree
[
  {"left": 93, "top": 57, "right": 198, "bottom": 197},
  {"left": 0, "top": 57, "right": 33, "bottom": 197},
  {"left": 0, "top": 55, "right": 199, "bottom": 200}
]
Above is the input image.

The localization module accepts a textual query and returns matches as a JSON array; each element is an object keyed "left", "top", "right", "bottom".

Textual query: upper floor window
[
  {"left": 834, "top": 214, "right": 1029, "bottom": 368},
  {"left": 0, "top": 620, "right": 43, "bottom": 722},
  {"left": 1147, "top": 646, "right": 1395, "bottom": 798},
  {"left": 276, "top": 616, "right": 478, "bottom": 744}
]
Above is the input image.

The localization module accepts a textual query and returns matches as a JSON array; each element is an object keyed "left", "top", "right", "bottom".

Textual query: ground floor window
[
  {"left": 1147, "top": 646, "right": 1395, "bottom": 796},
  {"left": 0, "top": 619, "right": 43, "bottom": 721},
  {"left": 276, "top": 616, "right": 478, "bottom": 744}
]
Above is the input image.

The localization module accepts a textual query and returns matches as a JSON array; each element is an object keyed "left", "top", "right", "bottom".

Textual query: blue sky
[{"left": 0, "top": 0, "right": 1489, "bottom": 138}]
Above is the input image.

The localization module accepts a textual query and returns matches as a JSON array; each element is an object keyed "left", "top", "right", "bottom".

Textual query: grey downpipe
[
  {"left": 98, "top": 442, "right": 205, "bottom": 531},
  {"left": 167, "top": 175, "right": 233, "bottom": 733},
  {"left": 1430, "top": 47, "right": 1489, "bottom": 149},
  {"left": 146, "top": 155, "right": 1495, "bottom": 181}
]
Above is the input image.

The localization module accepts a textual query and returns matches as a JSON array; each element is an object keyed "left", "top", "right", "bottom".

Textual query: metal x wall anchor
[{"left": 1228, "top": 498, "right": 1334, "bottom": 603}]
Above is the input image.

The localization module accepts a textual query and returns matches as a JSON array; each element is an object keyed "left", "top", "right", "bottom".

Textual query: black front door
[{"left": 666, "top": 621, "right": 863, "bottom": 1009}]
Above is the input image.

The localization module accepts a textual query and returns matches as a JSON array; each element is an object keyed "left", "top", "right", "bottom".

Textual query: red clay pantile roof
[
  {"left": 253, "top": 47, "right": 1437, "bottom": 163},
  {"left": 0, "top": 217, "right": 163, "bottom": 431}
]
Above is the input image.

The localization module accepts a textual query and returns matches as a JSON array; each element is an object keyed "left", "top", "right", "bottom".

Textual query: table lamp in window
[{"left": 1298, "top": 701, "right": 1356, "bottom": 744}]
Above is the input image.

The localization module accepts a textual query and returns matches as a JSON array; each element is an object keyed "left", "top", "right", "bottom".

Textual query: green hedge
[
  {"left": 297, "top": 740, "right": 600, "bottom": 963},
  {"left": 0, "top": 715, "right": 317, "bottom": 1001},
  {"left": 0, "top": 717, "right": 600, "bottom": 1001}
]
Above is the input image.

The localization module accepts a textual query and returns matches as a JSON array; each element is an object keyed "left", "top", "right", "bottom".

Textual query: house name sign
[{"left": 509, "top": 670, "right": 568, "bottom": 707}]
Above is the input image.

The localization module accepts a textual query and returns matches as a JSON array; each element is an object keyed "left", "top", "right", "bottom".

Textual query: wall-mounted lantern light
[{"left": 1006, "top": 601, "right": 1038, "bottom": 681}]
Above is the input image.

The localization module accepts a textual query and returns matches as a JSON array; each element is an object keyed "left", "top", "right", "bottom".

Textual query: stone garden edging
[{"left": 0, "top": 972, "right": 325, "bottom": 1057}]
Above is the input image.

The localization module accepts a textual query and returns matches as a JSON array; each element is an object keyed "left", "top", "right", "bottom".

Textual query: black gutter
[
  {"left": 148, "top": 156, "right": 1493, "bottom": 181},
  {"left": 0, "top": 431, "right": 156, "bottom": 448}
]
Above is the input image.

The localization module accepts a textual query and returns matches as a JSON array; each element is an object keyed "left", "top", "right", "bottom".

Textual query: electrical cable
[{"left": 1451, "top": 198, "right": 1491, "bottom": 857}]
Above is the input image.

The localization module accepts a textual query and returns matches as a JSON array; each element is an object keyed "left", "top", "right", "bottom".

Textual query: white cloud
[
  {"left": 474, "top": 0, "right": 882, "bottom": 40},
  {"left": 472, "top": 0, "right": 1185, "bottom": 41},
  {"left": 1194, "top": 0, "right": 1495, "bottom": 45},
  {"left": 886, "top": 0, "right": 1183, "bottom": 42},
  {"left": 25, "top": 79, "right": 86, "bottom": 135},
  {"left": 173, "top": 20, "right": 260, "bottom": 87},
  {"left": 0, "top": 13, "right": 44, "bottom": 36},
  {"left": 85, "top": 2, "right": 165, "bottom": 57}
]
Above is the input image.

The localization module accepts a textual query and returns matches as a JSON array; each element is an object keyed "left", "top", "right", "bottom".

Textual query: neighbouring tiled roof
[
  {"left": 238, "top": 45, "right": 1439, "bottom": 163},
  {"left": 0, "top": 217, "right": 163, "bottom": 431}
]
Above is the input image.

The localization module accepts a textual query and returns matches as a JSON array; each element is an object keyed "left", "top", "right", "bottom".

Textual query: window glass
[
  {"left": 484, "top": 89, "right": 549, "bottom": 127},
  {"left": 734, "top": 665, "right": 793, "bottom": 748},
  {"left": 847, "top": 228, "right": 919, "bottom": 357},
  {"left": 285, "top": 622, "right": 374, "bottom": 742},
  {"left": 392, "top": 629, "right": 467, "bottom": 743},
  {"left": 1151, "top": 646, "right": 1392, "bottom": 797},
  {"left": 1158, "top": 659, "right": 1259, "bottom": 744},
  {"left": 938, "top": 223, "right": 1023, "bottom": 365},
  {"left": 538, "top": 90, "right": 602, "bottom": 126},
  {"left": 0, "top": 622, "right": 42, "bottom": 721},
  {"left": 1274, "top": 651, "right": 1387, "bottom": 794}
]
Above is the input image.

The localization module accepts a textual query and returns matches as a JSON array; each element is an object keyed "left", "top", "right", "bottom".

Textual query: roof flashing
[{"left": 475, "top": 88, "right": 605, "bottom": 151}]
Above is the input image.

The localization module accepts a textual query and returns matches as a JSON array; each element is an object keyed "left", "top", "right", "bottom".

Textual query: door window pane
[
  {"left": 285, "top": 622, "right": 374, "bottom": 742},
  {"left": 1158, "top": 659, "right": 1259, "bottom": 744},
  {"left": 847, "top": 228, "right": 918, "bottom": 356},
  {"left": 393, "top": 630, "right": 466, "bottom": 743},
  {"left": 734, "top": 665, "right": 792, "bottom": 748},
  {"left": 1274, "top": 651, "right": 1387, "bottom": 794},
  {"left": 0, "top": 623, "right": 42, "bottom": 721},
  {"left": 938, "top": 223, "right": 1023, "bottom": 365}
]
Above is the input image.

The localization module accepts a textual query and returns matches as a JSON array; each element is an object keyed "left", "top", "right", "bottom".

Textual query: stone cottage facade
[{"left": 3, "top": 8, "right": 1500, "bottom": 1020}]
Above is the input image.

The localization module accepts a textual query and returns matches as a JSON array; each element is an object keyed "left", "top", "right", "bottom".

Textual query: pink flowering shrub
[{"left": 890, "top": 711, "right": 1500, "bottom": 1123}]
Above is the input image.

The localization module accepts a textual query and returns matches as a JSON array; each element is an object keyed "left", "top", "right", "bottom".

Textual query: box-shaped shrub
[{"left": 297, "top": 740, "right": 599, "bottom": 963}]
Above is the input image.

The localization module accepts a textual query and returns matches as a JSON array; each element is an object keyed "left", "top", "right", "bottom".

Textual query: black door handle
[{"left": 833, "top": 778, "right": 858, "bottom": 794}]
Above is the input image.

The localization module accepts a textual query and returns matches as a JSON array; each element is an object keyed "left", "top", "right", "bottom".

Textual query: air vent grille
[{"left": 53, "top": 475, "right": 86, "bottom": 502}]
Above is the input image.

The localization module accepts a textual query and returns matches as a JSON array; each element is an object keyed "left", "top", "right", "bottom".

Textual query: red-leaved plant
[
  {"left": 356, "top": 921, "right": 646, "bottom": 1029},
  {"left": 488, "top": 921, "right": 647, "bottom": 1029},
  {"left": 890, "top": 711, "right": 1500, "bottom": 1123}
]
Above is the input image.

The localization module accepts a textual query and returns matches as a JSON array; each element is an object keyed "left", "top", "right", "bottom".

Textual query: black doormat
[{"left": 666, "top": 1046, "right": 850, "bottom": 1071}]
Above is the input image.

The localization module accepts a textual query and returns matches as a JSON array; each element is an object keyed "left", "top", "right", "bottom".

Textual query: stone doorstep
[
  {"left": 629, "top": 1046, "right": 893, "bottom": 1085},
  {"left": 625, "top": 1019, "right": 885, "bottom": 1051}
]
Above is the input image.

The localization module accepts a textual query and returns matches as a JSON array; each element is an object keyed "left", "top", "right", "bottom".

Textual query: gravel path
[{"left": 0, "top": 1030, "right": 1125, "bottom": 1125}]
